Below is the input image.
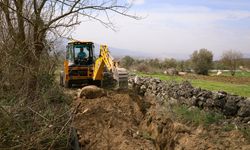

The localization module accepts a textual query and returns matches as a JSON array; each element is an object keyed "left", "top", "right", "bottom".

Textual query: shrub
[
  {"left": 136, "top": 63, "right": 150, "bottom": 73},
  {"left": 120, "top": 56, "right": 135, "bottom": 69},
  {"left": 190, "top": 49, "right": 213, "bottom": 75}
]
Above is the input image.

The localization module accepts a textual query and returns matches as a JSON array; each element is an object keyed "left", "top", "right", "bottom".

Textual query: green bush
[
  {"left": 190, "top": 49, "right": 213, "bottom": 75},
  {"left": 121, "top": 56, "right": 135, "bottom": 69}
]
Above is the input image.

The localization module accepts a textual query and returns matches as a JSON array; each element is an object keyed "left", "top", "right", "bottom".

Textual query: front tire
[
  {"left": 64, "top": 80, "right": 72, "bottom": 88},
  {"left": 90, "top": 80, "right": 102, "bottom": 87},
  {"left": 62, "top": 72, "right": 72, "bottom": 88},
  {"left": 60, "top": 71, "right": 64, "bottom": 87}
]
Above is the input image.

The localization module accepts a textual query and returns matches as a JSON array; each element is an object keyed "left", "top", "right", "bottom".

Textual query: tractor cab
[
  {"left": 61, "top": 41, "right": 96, "bottom": 88},
  {"left": 66, "top": 41, "right": 94, "bottom": 66}
]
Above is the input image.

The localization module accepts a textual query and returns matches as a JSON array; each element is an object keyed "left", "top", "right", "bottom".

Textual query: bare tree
[
  {"left": 0, "top": 0, "right": 139, "bottom": 100},
  {"left": 221, "top": 50, "right": 243, "bottom": 76},
  {"left": 0, "top": 1, "right": 139, "bottom": 148}
]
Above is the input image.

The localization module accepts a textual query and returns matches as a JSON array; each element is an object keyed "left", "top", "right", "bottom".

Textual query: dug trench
[{"left": 69, "top": 82, "right": 250, "bottom": 150}]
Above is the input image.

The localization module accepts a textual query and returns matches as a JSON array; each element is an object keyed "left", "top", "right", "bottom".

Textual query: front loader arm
[{"left": 93, "top": 45, "right": 128, "bottom": 88}]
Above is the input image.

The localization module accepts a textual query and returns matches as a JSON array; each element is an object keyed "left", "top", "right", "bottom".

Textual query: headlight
[{"left": 68, "top": 61, "right": 74, "bottom": 66}]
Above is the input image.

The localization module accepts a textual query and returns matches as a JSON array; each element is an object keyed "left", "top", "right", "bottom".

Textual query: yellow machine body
[{"left": 60, "top": 40, "right": 128, "bottom": 88}]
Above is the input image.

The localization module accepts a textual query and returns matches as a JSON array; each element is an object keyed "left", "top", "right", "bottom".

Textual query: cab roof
[{"left": 68, "top": 40, "right": 93, "bottom": 45}]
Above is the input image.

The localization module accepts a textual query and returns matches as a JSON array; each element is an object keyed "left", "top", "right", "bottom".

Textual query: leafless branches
[
  {"left": 221, "top": 50, "right": 243, "bottom": 76},
  {"left": 0, "top": 0, "right": 138, "bottom": 149}
]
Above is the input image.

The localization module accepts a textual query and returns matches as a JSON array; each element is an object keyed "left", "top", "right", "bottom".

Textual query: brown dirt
[
  {"left": 71, "top": 89, "right": 250, "bottom": 150},
  {"left": 176, "top": 126, "right": 250, "bottom": 150},
  {"left": 72, "top": 90, "right": 155, "bottom": 149}
]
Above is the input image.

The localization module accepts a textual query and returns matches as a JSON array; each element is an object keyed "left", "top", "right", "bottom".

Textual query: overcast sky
[{"left": 73, "top": 0, "right": 250, "bottom": 59}]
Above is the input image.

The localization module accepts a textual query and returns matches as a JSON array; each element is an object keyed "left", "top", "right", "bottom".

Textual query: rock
[
  {"left": 134, "top": 75, "right": 140, "bottom": 84},
  {"left": 178, "top": 72, "right": 187, "bottom": 76},
  {"left": 192, "top": 88, "right": 201, "bottom": 95},
  {"left": 242, "top": 117, "right": 250, "bottom": 123},
  {"left": 216, "top": 70, "right": 222, "bottom": 76},
  {"left": 78, "top": 85, "right": 105, "bottom": 99},
  {"left": 223, "top": 97, "right": 239, "bottom": 116},
  {"left": 213, "top": 96, "right": 226, "bottom": 109},
  {"left": 237, "top": 100, "right": 250, "bottom": 117},
  {"left": 203, "top": 98, "right": 214, "bottom": 108},
  {"left": 168, "top": 97, "right": 178, "bottom": 106},
  {"left": 186, "top": 97, "right": 198, "bottom": 106},
  {"left": 164, "top": 68, "right": 178, "bottom": 76},
  {"left": 140, "top": 85, "right": 147, "bottom": 93}
]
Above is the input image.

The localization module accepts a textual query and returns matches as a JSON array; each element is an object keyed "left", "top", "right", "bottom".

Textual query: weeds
[
  {"left": 141, "top": 131, "right": 153, "bottom": 140},
  {"left": 173, "top": 105, "right": 250, "bottom": 142},
  {"left": 223, "top": 124, "right": 235, "bottom": 132},
  {"left": 239, "top": 127, "right": 250, "bottom": 142},
  {"left": 0, "top": 79, "right": 72, "bottom": 149},
  {"left": 173, "top": 105, "right": 224, "bottom": 126}
]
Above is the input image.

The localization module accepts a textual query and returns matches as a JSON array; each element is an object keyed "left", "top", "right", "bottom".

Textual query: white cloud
[
  {"left": 73, "top": 4, "right": 250, "bottom": 59},
  {"left": 127, "top": 0, "right": 145, "bottom": 5}
]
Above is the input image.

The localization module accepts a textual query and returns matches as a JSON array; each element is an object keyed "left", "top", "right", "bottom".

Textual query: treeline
[{"left": 120, "top": 49, "right": 250, "bottom": 76}]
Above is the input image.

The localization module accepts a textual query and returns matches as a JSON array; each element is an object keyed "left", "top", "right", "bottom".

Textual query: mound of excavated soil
[{"left": 71, "top": 88, "right": 250, "bottom": 150}]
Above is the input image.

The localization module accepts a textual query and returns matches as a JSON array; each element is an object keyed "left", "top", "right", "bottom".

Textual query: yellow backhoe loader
[{"left": 60, "top": 40, "right": 128, "bottom": 88}]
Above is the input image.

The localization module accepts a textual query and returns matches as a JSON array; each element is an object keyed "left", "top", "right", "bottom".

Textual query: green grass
[
  {"left": 173, "top": 105, "right": 224, "bottom": 126},
  {"left": 138, "top": 72, "right": 250, "bottom": 97},
  {"left": 136, "top": 72, "right": 183, "bottom": 82},
  {"left": 190, "top": 79, "right": 250, "bottom": 97},
  {"left": 223, "top": 124, "right": 235, "bottom": 132}
]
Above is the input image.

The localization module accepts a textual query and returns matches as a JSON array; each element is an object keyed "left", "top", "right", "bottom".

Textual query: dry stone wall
[{"left": 129, "top": 76, "right": 250, "bottom": 123}]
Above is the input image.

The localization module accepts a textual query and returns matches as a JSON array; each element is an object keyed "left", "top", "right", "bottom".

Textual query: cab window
[
  {"left": 66, "top": 45, "right": 74, "bottom": 61},
  {"left": 74, "top": 45, "right": 90, "bottom": 59}
]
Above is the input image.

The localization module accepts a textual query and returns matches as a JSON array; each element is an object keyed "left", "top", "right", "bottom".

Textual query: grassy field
[{"left": 137, "top": 72, "right": 250, "bottom": 97}]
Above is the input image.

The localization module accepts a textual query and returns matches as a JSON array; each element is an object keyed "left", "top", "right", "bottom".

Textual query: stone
[
  {"left": 223, "top": 97, "right": 239, "bottom": 116},
  {"left": 164, "top": 68, "right": 178, "bottom": 76},
  {"left": 237, "top": 100, "right": 250, "bottom": 117},
  {"left": 203, "top": 98, "right": 214, "bottom": 108},
  {"left": 78, "top": 85, "right": 105, "bottom": 99},
  {"left": 213, "top": 97, "right": 226, "bottom": 109}
]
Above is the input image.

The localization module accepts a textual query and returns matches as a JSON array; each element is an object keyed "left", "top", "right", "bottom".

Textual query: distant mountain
[
  {"left": 107, "top": 47, "right": 153, "bottom": 59},
  {"left": 243, "top": 53, "right": 250, "bottom": 58},
  {"left": 57, "top": 38, "right": 250, "bottom": 60}
]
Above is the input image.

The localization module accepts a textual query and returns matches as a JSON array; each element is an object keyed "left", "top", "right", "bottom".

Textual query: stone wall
[{"left": 129, "top": 76, "right": 250, "bottom": 123}]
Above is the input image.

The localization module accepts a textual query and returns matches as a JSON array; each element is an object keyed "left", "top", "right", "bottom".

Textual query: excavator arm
[{"left": 93, "top": 45, "right": 128, "bottom": 88}]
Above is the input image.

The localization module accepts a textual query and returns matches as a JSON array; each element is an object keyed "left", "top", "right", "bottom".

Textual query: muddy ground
[{"left": 71, "top": 88, "right": 250, "bottom": 150}]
